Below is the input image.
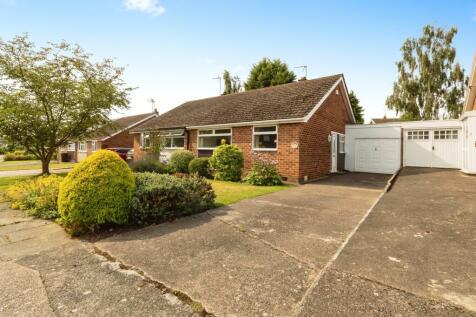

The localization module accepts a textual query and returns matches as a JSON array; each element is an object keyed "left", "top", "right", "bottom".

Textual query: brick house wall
[
  {"left": 101, "top": 130, "right": 135, "bottom": 149},
  {"left": 132, "top": 82, "right": 351, "bottom": 183},
  {"left": 299, "top": 82, "right": 352, "bottom": 181}
]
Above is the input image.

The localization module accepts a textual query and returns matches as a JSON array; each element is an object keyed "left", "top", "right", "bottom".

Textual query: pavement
[
  {"left": 0, "top": 168, "right": 72, "bottom": 177},
  {"left": 1, "top": 169, "right": 475, "bottom": 316}
]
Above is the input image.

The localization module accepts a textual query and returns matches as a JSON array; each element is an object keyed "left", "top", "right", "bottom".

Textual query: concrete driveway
[
  {"left": 298, "top": 168, "right": 476, "bottom": 316},
  {"left": 95, "top": 173, "right": 390, "bottom": 316}
]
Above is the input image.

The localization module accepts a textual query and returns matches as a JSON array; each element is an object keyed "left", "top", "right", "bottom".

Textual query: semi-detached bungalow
[
  {"left": 131, "top": 74, "right": 356, "bottom": 183},
  {"left": 60, "top": 112, "right": 157, "bottom": 162}
]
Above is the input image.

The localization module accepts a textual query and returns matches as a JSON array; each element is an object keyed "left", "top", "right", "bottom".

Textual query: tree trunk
[{"left": 41, "top": 153, "right": 53, "bottom": 175}]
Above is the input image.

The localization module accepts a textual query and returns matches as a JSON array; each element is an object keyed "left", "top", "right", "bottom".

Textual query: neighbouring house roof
[
  {"left": 91, "top": 112, "right": 158, "bottom": 141},
  {"left": 132, "top": 74, "right": 354, "bottom": 132},
  {"left": 464, "top": 53, "right": 476, "bottom": 112},
  {"left": 369, "top": 117, "right": 401, "bottom": 124}
]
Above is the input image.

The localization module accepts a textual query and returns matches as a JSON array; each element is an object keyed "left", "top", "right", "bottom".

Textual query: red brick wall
[
  {"left": 188, "top": 130, "right": 198, "bottom": 155},
  {"left": 299, "top": 82, "right": 352, "bottom": 181},
  {"left": 133, "top": 134, "right": 143, "bottom": 161},
  {"left": 101, "top": 130, "right": 135, "bottom": 149}
]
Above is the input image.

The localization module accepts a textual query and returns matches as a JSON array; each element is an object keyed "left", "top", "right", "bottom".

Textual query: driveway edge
[{"left": 290, "top": 169, "right": 401, "bottom": 317}]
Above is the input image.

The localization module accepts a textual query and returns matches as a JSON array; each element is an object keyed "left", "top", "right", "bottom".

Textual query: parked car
[
  {"left": 127, "top": 149, "right": 134, "bottom": 161},
  {"left": 106, "top": 148, "right": 131, "bottom": 161}
]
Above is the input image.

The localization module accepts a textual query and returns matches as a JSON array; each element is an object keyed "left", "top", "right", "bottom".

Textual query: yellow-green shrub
[
  {"left": 57, "top": 150, "right": 135, "bottom": 235},
  {"left": 6, "top": 175, "right": 62, "bottom": 219}
]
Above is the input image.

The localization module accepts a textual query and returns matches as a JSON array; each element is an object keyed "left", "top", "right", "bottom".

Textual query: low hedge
[
  {"left": 58, "top": 150, "right": 136, "bottom": 235},
  {"left": 4, "top": 150, "right": 37, "bottom": 161},
  {"left": 6, "top": 175, "right": 62, "bottom": 219},
  {"left": 130, "top": 158, "right": 170, "bottom": 174},
  {"left": 170, "top": 150, "right": 194, "bottom": 173},
  {"left": 188, "top": 157, "right": 211, "bottom": 178},
  {"left": 130, "top": 173, "right": 215, "bottom": 225}
]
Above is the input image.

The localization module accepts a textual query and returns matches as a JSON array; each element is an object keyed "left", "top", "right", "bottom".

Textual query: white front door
[
  {"left": 330, "top": 132, "right": 338, "bottom": 173},
  {"left": 404, "top": 129, "right": 461, "bottom": 168}
]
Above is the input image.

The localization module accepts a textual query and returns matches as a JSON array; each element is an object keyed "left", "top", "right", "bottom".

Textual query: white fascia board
[
  {"left": 101, "top": 113, "right": 158, "bottom": 141},
  {"left": 303, "top": 76, "right": 356, "bottom": 124},
  {"left": 400, "top": 120, "right": 462, "bottom": 129},
  {"left": 186, "top": 117, "right": 305, "bottom": 130},
  {"left": 345, "top": 123, "right": 403, "bottom": 129}
]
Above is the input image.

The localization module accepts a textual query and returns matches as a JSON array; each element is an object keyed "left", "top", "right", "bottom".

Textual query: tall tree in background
[
  {"left": 0, "top": 34, "right": 131, "bottom": 174},
  {"left": 244, "top": 58, "right": 296, "bottom": 90},
  {"left": 223, "top": 70, "right": 242, "bottom": 95},
  {"left": 348, "top": 91, "right": 364, "bottom": 123},
  {"left": 223, "top": 70, "right": 232, "bottom": 95},
  {"left": 386, "top": 25, "right": 467, "bottom": 120}
]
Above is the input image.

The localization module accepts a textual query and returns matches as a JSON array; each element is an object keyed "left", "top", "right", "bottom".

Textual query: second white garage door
[
  {"left": 355, "top": 138, "right": 401, "bottom": 174},
  {"left": 404, "top": 129, "right": 462, "bottom": 168}
]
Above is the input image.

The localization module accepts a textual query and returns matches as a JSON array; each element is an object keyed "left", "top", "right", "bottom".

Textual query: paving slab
[
  {"left": 0, "top": 261, "right": 55, "bottom": 316},
  {"left": 96, "top": 212, "right": 315, "bottom": 316},
  {"left": 297, "top": 269, "right": 474, "bottom": 317},
  {"left": 332, "top": 168, "right": 476, "bottom": 312},
  {"left": 16, "top": 241, "right": 196, "bottom": 317},
  {"left": 210, "top": 175, "right": 386, "bottom": 268}
]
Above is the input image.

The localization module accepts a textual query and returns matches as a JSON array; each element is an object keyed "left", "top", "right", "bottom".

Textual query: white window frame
[
  {"left": 140, "top": 132, "right": 150, "bottom": 149},
  {"left": 164, "top": 136, "right": 185, "bottom": 149},
  {"left": 92, "top": 141, "right": 97, "bottom": 152},
  {"left": 197, "top": 128, "right": 232, "bottom": 150},
  {"left": 78, "top": 141, "right": 87, "bottom": 152},
  {"left": 67, "top": 143, "right": 76, "bottom": 151},
  {"left": 434, "top": 129, "right": 458, "bottom": 140},
  {"left": 252, "top": 125, "right": 278, "bottom": 151},
  {"left": 339, "top": 135, "right": 345, "bottom": 154},
  {"left": 407, "top": 130, "right": 429, "bottom": 140}
]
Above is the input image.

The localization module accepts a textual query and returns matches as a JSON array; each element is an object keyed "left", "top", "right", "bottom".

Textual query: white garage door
[
  {"left": 404, "top": 129, "right": 461, "bottom": 169},
  {"left": 355, "top": 138, "right": 401, "bottom": 174}
]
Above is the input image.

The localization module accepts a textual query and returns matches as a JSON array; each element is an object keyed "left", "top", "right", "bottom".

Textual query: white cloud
[{"left": 124, "top": 0, "right": 165, "bottom": 16}]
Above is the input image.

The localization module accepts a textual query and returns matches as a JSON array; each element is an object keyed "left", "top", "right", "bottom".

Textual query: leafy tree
[
  {"left": 348, "top": 91, "right": 364, "bottom": 124},
  {"left": 145, "top": 132, "right": 165, "bottom": 160},
  {"left": 0, "top": 34, "right": 131, "bottom": 174},
  {"left": 244, "top": 58, "right": 296, "bottom": 90},
  {"left": 386, "top": 25, "right": 467, "bottom": 120},
  {"left": 223, "top": 70, "right": 242, "bottom": 94},
  {"left": 223, "top": 70, "right": 232, "bottom": 95}
]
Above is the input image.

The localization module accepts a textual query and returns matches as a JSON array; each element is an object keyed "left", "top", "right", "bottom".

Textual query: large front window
[
  {"left": 140, "top": 133, "right": 150, "bottom": 148},
  {"left": 78, "top": 142, "right": 87, "bottom": 152},
  {"left": 164, "top": 136, "right": 185, "bottom": 149},
  {"left": 198, "top": 128, "right": 231, "bottom": 149},
  {"left": 253, "top": 126, "right": 277, "bottom": 150}
]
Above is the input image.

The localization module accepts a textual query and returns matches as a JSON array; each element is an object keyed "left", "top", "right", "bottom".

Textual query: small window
[
  {"left": 339, "top": 135, "right": 345, "bottom": 154},
  {"left": 140, "top": 133, "right": 150, "bottom": 148},
  {"left": 67, "top": 143, "right": 75, "bottom": 151},
  {"left": 92, "top": 141, "right": 97, "bottom": 152},
  {"left": 253, "top": 126, "right": 278, "bottom": 150},
  {"left": 79, "top": 142, "right": 87, "bottom": 152},
  {"left": 434, "top": 130, "right": 458, "bottom": 140},
  {"left": 408, "top": 130, "right": 429, "bottom": 140},
  {"left": 164, "top": 136, "right": 185, "bottom": 149}
]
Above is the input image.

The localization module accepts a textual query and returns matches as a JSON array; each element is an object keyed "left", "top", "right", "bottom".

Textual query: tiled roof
[
  {"left": 132, "top": 74, "right": 343, "bottom": 132},
  {"left": 92, "top": 112, "right": 157, "bottom": 140}
]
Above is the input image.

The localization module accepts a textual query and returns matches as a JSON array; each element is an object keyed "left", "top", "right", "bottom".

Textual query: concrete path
[
  {"left": 0, "top": 168, "right": 71, "bottom": 178},
  {"left": 95, "top": 173, "right": 390, "bottom": 316},
  {"left": 0, "top": 203, "right": 198, "bottom": 316}
]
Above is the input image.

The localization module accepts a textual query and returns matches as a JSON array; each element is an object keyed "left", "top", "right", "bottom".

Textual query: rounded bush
[
  {"left": 209, "top": 144, "right": 244, "bottom": 181},
  {"left": 188, "top": 158, "right": 211, "bottom": 178},
  {"left": 130, "top": 158, "right": 169, "bottom": 174},
  {"left": 244, "top": 160, "right": 283, "bottom": 186},
  {"left": 170, "top": 150, "right": 194, "bottom": 173},
  {"left": 58, "top": 150, "right": 136, "bottom": 235}
]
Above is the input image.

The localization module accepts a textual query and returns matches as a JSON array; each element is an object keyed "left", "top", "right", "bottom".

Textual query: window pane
[
  {"left": 215, "top": 129, "right": 231, "bottom": 134},
  {"left": 199, "top": 135, "right": 231, "bottom": 148},
  {"left": 198, "top": 130, "right": 213, "bottom": 135},
  {"left": 254, "top": 134, "right": 277, "bottom": 149},
  {"left": 173, "top": 137, "right": 184, "bottom": 148},
  {"left": 164, "top": 137, "right": 172, "bottom": 148},
  {"left": 254, "top": 126, "right": 276, "bottom": 133}
]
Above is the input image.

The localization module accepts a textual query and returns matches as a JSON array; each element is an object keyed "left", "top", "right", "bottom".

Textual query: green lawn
[
  {"left": 0, "top": 162, "right": 75, "bottom": 171},
  {"left": 0, "top": 173, "right": 290, "bottom": 206},
  {"left": 211, "top": 180, "right": 291, "bottom": 207}
]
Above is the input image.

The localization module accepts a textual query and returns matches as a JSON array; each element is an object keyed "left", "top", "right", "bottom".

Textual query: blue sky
[{"left": 1, "top": 0, "right": 475, "bottom": 122}]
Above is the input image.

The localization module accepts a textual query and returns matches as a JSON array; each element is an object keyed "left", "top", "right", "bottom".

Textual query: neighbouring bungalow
[
  {"left": 60, "top": 111, "right": 158, "bottom": 162},
  {"left": 130, "top": 74, "right": 356, "bottom": 183},
  {"left": 369, "top": 116, "right": 401, "bottom": 124}
]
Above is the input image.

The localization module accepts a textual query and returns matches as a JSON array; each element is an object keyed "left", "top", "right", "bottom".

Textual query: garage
[
  {"left": 345, "top": 120, "right": 464, "bottom": 174},
  {"left": 404, "top": 128, "right": 462, "bottom": 168},
  {"left": 345, "top": 125, "right": 401, "bottom": 174}
]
